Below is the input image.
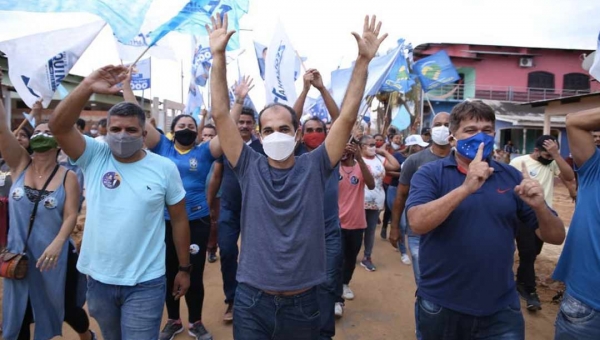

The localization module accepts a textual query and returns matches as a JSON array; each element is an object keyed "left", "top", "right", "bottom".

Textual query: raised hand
[
  {"left": 83, "top": 65, "right": 128, "bottom": 94},
  {"left": 303, "top": 70, "right": 314, "bottom": 91},
  {"left": 542, "top": 139, "right": 559, "bottom": 157},
  {"left": 311, "top": 69, "right": 325, "bottom": 90},
  {"left": 515, "top": 162, "right": 546, "bottom": 209},
  {"left": 206, "top": 12, "right": 235, "bottom": 55},
  {"left": 233, "top": 75, "right": 255, "bottom": 100},
  {"left": 351, "top": 15, "right": 388, "bottom": 61},
  {"left": 462, "top": 143, "right": 495, "bottom": 194}
]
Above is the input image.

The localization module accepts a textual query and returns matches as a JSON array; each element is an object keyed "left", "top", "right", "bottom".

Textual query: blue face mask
[{"left": 456, "top": 132, "right": 495, "bottom": 160}]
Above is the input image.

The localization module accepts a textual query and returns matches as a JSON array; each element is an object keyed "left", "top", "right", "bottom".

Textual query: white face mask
[
  {"left": 391, "top": 142, "right": 401, "bottom": 150},
  {"left": 90, "top": 129, "right": 98, "bottom": 135},
  {"left": 365, "top": 146, "right": 376, "bottom": 157},
  {"left": 261, "top": 131, "right": 297, "bottom": 162},
  {"left": 431, "top": 126, "right": 450, "bottom": 146}
]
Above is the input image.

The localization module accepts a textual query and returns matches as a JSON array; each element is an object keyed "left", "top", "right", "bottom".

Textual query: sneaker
[
  {"left": 223, "top": 302, "right": 234, "bottom": 322},
  {"left": 188, "top": 321, "right": 213, "bottom": 340},
  {"left": 342, "top": 284, "right": 355, "bottom": 300},
  {"left": 401, "top": 254, "right": 412, "bottom": 265},
  {"left": 207, "top": 252, "right": 218, "bottom": 263},
  {"left": 517, "top": 283, "right": 542, "bottom": 311},
  {"left": 360, "top": 257, "right": 376, "bottom": 272},
  {"left": 334, "top": 302, "right": 344, "bottom": 318},
  {"left": 380, "top": 226, "right": 387, "bottom": 239},
  {"left": 159, "top": 320, "right": 184, "bottom": 340}
]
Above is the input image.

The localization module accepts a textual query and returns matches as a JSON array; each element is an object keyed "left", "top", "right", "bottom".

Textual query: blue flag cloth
[
  {"left": 149, "top": 0, "right": 248, "bottom": 50},
  {"left": 0, "top": 0, "right": 152, "bottom": 42},
  {"left": 412, "top": 50, "right": 460, "bottom": 92},
  {"left": 381, "top": 40, "right": 416, "bottom": 93},
  {"left": 306, "top": 96, "right": 330, "bottom": 122},
  {"left": 391, "top": 104, "right": 411, "bottom": 130}
]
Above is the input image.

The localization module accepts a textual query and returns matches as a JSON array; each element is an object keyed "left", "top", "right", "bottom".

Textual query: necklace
[
  {"left": 32, "top": 162, "right": 52, "bottom": 179},
  {"left": 341, "top": 161, "right": 355, "bottom": 175}
]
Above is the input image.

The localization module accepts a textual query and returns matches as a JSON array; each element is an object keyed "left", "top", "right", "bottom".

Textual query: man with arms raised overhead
[{"left": 207, "top": 12, "right": 387, "bottom": 339}]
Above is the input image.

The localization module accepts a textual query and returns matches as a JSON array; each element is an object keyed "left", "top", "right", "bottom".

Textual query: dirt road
[{"left": 3, "top": 184, "right": 574, "bottom": 339}]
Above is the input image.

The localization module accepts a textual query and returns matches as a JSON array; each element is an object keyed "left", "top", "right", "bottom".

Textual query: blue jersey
[{"left": 151, "top": 135, "right": 216, "bottom": 220}]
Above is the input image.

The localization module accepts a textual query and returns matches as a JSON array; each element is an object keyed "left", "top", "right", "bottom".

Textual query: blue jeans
[
  {"left": 234, "top": 283, "right": 321, "bottom": 340},
  {"left": 87, "top": 275, "right": 165, "bottom": 340},
  {"left": 363, "top": 209, "right": 380, "bottom": 258},
  {"left": 218, "top": 206, "right": 241, "bottom": 304},
  {"left": 555, "top": 291, "right": 600, "bottom": 339},
  {"left": 318, "top": 219, "right": 342, "bottom": 340},
  {"left": 415, "top": 297, "right": 524, "bottom": 340},
  {"left": 408, "top": 234, "right": 421, "bottom": 286},
  {"left": 386, "top": 186, "right": 407, "bottom": 254}
]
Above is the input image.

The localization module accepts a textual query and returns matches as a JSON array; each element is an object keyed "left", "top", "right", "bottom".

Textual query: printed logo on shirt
[
  {"left": 11, "top": 187, "right": 24, "bottom": 201},
  {"left": 189, "top": 157, "right": 198, "bottom": 171},
  {"left": 102, "top": 171, "right": 121, "bottom": 189},
  {"left": 529, "top": 170, "right": 538, "bottom": 178},
  {"left": 43, "top": 196, "right": 57, "bottom": 209},
  {"left": 350, "top": 176, "right": 359, "bottom": 185},
  {"left": 339, "top": 174, "right": 343, "bottom": 181},
  {"left": 497, "top": 188, "right": 511, "bottom": 194}
]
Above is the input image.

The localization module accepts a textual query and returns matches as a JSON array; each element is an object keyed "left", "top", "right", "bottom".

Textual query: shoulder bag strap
[{"left": 22, "top": 164, "right": 60, "bottom": 253}]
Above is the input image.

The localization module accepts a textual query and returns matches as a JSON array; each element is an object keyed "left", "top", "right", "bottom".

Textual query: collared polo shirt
[{"left": 406, "top": 152, "right": 543, "bottom": 316}]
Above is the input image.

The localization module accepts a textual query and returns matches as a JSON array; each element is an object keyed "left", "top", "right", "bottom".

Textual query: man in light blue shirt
[
  {"left": 49, "top": 66, "right": 191, "bottom": 340},
  {"left": 553, "top": 107, "right": 600, "bottom": 340}
]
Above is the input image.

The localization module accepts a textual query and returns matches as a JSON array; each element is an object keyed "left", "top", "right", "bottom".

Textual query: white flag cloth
[
  {"left": 589, "top": 32, "right": 600, "bottom": 81},
  {"left": 115, "top": 15, "right": 177, "bottom": 62},
  {"left": 263, "top": 21, "right": 298, "bottom": 107},
  {"left": 0, "top": 20, "right": 105, "bottom": 108}
]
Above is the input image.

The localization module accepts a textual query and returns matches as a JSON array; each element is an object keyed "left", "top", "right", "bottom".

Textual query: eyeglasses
[{"left": 363, "top": 143, "right": 376, "bottom": 147}]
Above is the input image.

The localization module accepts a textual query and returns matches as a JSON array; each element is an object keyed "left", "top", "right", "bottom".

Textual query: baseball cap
[
  {"left": 405, "top": 134, "right": 430, "bottom": 147},
  {"left": 421, "top": 128, "right": 431, "bottom": 135}
]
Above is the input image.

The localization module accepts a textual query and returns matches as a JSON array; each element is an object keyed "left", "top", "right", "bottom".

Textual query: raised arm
[
  {"left": 325, "top": 15, "right": 387, "bottom": 167},
  {"left": 207, "top": 13, "right": 244, "bottom": 167},
  {"left": 543, "top": 139, "right": 575, "bottom": 183},
  {"left": 311, "top": 70, "right": 340, "bottom": 122},
  {"left": 231, "top": 76, "right": 254, "bottom": 122},
  {"left": 565, "top": 107, "right": 600, "bottom": 167},
  {"left": 0, "top": 70, "right": 30, "bottom": 173},
  {"left": 355, "top": 146, "right": 375, "bottom": 190},
  {"left": 293, "top": 70, "right": 314, "bottom": 125},
  {"left": 49, "top": 65, "right": 128, "bottom": 161},
  {"left": 376, "top": 147, "right": 400, "bottom": 171},
  {"left": 121, "top": 68, "right": 161, "bottom": 150}
]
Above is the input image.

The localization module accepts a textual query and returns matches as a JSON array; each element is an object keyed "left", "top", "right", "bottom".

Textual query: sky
[{"left": 1, "top": 0, "right": 600, "bottom": 110}]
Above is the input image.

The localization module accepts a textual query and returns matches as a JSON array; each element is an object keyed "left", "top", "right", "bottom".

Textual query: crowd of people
[{"left": 0, "top": 12, "right": 599, "bottom": 340}]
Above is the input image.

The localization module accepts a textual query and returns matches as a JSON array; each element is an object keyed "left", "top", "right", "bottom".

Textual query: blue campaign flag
[
  {"left": 381, "top": 40, "right": 416, "bottom": 93},
  {"left": 305, "top": 96, "right": 330, "bottom": 122},
  {"left": 129, "top": 58, "right": 152, "bottom": 90},
  {"left": 412, "top": 50, "right": 460, "bottom": 92},
  {"left": 0, "top": 0, "right": 153, "bottom": 42},
  {"left": 149, "top": 0, "right": 248, "bottom": 50},
  {"left": 390, "top": 104, "right": 411, "bottom": 130}
]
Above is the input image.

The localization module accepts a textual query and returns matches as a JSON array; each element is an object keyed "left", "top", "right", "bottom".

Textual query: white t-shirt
[
  {"left": 363, "top": 155, "right": 386, "bottom": 210},
  {"left": 510, "top": 154, "right": 560, "bottom": 208},
  {"left": 94, "top": 135, "right": 106, "bottom": 143}
]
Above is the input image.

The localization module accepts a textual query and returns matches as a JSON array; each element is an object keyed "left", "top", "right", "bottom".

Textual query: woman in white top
[{"left": 359, "top": 135, "right": 400, "bottom": 272}]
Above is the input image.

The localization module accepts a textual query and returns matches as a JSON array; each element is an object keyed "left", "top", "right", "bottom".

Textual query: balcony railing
[{"left": 426, "top": 83, "right": 597, "bottom": 103}]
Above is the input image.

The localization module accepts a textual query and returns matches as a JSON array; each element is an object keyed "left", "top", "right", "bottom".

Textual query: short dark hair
[
  {"left": 76, "top": 118, "right": 86, "bottom": 130},
  {"left": 535, "top": 135, "right": 558, "bottom": 151},
  {"left": 258, "top": 103, "right": 299, "bottom": 132},
  {"left": 203, "top": 124, "right": 217, "bottom": 134},
  {"left": 302, "top": 117, "right": 327, "bottom": 135},
  {"left": 98, "top": 118, "right": 107, "bottom": 127},
  {"left": 373, "top": 133, "right": 384, "bottom": 139},
  {"left": 108, "top": 102, "right": 146, "bottom": 128},
  {"left": 240, "top": 107, "right": 256, "bottom": 123},
  {"left": 449, "top": 100, "right": 496, "bottom": 133},
  {"left": 170, "top": 114, "right": 197, "bottom": 132}
]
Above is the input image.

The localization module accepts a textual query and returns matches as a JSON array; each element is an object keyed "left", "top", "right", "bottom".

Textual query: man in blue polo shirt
[
  {"left": 553, "top": 107, "right": 600, "bottom": 339},
  {"left": 406, "top": 100, "right": 565, "bottom": 339}
]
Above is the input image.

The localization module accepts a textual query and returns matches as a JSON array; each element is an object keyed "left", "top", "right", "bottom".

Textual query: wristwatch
[{"left": 178, "top": 264, "right": 193, "bottom": 273}]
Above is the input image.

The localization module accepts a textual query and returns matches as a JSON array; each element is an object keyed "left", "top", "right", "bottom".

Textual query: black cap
[{"left": 421, "top": 128, "right": 431, "bottom": 135}]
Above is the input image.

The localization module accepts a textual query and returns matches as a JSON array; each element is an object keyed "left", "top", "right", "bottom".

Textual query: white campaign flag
[
  {"left": 263, "top": 21, "right": 297, "bottom": 107},
  {"left": 589, "top": 32, "right": 600, "bottom": 81},
  {"left": 115, "top": 16, "right": 177, "bottom": 62},
  {"left": 0, "top": 20, "right": 105, "bottom": 108}
]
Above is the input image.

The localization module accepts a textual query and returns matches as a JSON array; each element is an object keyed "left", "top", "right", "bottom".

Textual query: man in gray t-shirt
[
  {"left": 390, "top": 112, "right": 451, "bottom": 286},
  {"left": 206, "top": 13, "right": 388, "bottom": 339}
]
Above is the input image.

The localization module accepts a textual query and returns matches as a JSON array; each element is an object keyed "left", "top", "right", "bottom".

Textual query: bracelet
[{"left": 235, "top": 98, "right": 245, "bottom": 104}]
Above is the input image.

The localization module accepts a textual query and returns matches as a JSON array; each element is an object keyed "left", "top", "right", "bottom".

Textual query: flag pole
[
  {"left": 132, "top": 45, "right": 152, "bottom": 67},
  {"left": 180, "top": 60, "right": 184, "bottom": 104},
  {"left": 295, "top": 50, "right": 307, "bottom": 72}
]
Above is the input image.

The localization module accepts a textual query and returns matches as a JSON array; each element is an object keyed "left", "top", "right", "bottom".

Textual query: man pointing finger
[{"left": 405, "top": 100, "right": 565, "bottom": 340}]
